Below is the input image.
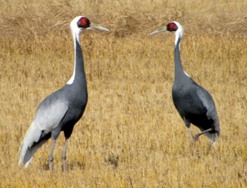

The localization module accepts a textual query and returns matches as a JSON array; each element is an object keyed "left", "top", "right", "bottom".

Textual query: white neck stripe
[{"left": 67, "top": 32, "right": 80, "bottom": 85}]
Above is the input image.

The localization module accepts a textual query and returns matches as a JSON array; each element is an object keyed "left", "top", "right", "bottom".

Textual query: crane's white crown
[{"left": 70, "top": 16, "right": 87, "bottom": 34}]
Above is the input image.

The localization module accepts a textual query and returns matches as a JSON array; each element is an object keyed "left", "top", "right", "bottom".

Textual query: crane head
[
  {"left": 70, "top": 16, "right": 109, "bottom": 34},
  {"left": 149, "top": 21, "right": 183, "bottom": 36},
  {"left": 149, "top": 21, "right": 184, "bottom": 46}
]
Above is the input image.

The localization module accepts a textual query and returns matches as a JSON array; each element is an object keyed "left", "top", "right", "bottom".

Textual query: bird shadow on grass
[
  {"left": 67, "top": 161, "right": 86, "bottom": 171},
  {"left": 104, "top": 154, "right": 119, "bottom": 168},
  {"left": 41, "top": 160, "right": 86, "bottom": 171}
]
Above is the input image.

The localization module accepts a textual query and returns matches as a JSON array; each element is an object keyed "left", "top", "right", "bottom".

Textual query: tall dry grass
[{"left": 0, "top": 0, "right": 247, "bottom": 187}]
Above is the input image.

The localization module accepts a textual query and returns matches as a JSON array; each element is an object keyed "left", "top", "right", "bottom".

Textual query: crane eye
[
  {"left": 167, "top": 22, "right": 178, "bottom": 31},
  {"left": 77, "top": 17, "right": 91, "bottom": 28}
]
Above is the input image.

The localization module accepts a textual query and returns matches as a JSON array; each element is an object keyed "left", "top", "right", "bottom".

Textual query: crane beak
[
  {"left": 90, "top": 23, "right": 110, "bottom": 32},
  {"left": 149, "top": 27, "right": 167, "bottom": 36}
]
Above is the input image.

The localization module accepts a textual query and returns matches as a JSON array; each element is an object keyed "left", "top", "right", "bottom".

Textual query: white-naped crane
[
  {"left": 18, "top": 16, "right": 109, "bottom": 171},
  {"left": 150, "top": 21, "right": 220, "bottom": 143}
]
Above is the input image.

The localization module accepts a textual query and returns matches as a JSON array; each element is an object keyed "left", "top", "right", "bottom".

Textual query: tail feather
[
  {"left": 19, "top": 122, "right": 50, "bottom": 167},
  {"left": 19, "top": 139, "right": 48, "bottom": 167}
]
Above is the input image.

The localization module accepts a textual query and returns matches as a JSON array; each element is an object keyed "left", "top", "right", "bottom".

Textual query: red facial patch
[
  {"left": 77, "top": 17, "right": 91, "bottom": 28},
  {"left": 167, "top": 22, "right": 178, "bottom": 32}
]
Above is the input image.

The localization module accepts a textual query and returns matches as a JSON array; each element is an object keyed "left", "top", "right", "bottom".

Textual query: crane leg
[
  {"left": 49, "top": 140, "right": 56, "bottom": 171},
  {"left": 187, "top": 128, "right": 195, "bottom": 141},
  {"left": 194, "top": 128, "right": 213, "bottom": 141},
  {"left": 62, "top": 138, "right": 69, "bottom": 172},
  {"left": 184, "top": 118, "right": 195, "bottom": 141}
]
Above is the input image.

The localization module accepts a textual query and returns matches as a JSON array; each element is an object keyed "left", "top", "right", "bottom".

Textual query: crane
[
  {"left": 18, "top": 16, "right": 109, "bottom": 171},
  {"left": 150, "top": 21, "right": 220, "bottom": 143}
]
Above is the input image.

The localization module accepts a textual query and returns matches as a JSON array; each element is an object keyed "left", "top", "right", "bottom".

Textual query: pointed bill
[
  {"left": 149, "top": 27, "right": 167, "bottom": 36},
  {"left": 90, "top": 23, "right": 110, "bottom": 32}
]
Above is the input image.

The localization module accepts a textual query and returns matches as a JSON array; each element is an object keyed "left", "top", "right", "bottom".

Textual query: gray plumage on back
[
  {"left": 19, "top": 91, "right": 69, "bottom": 166},
  {"left": 150, "top": 21, "right": 220, "bottom": 143},
  {"left": 18, "top": 16, "right": 109, "bottom": 171}
]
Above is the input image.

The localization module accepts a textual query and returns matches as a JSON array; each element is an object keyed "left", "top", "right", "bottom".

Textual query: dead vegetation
[{"left": 0, "top": 0, "right": 247, "bottom": 187}]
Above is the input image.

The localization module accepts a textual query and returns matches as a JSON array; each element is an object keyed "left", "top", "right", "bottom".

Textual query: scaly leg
[
  {"left": 62, "top": 138, "right": 69, "bottom": 172},
  {"left": 183, "top": 117, "right": 194, "bottom": 141},
  {"left": 49, "top": 140, "right": 56, "bottom": 172},
  {"left": 194, "top": 128, "right": 213, "bottom": 141}
]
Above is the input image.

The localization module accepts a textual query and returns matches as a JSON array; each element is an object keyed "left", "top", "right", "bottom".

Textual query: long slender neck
[
  {"left": 174, "top": 36, "right": 186, "bottom": 82},
  {"left": 67, "top": 32, "right": 87, "bottom": 89}
]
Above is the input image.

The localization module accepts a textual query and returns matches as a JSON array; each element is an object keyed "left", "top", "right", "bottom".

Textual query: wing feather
[{"left": 19, "top": 93, "right": 69, "bottom": 167}]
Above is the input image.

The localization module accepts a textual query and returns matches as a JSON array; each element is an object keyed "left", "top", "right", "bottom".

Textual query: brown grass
[{"left": 0, "top": 0, "right": 247, "bottom": 187}]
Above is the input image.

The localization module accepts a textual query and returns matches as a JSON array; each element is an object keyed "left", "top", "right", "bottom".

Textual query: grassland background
[{"left": 0, "top": 0, "right": 247, "bottom": 187}]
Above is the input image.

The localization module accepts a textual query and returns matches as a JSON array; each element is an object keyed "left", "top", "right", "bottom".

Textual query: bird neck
[
  {"left": 174, "top": 37, "right": 186, "bottom": 82},
  {"left": 67, "top": 32, "right": 87, "bottom": 88}
]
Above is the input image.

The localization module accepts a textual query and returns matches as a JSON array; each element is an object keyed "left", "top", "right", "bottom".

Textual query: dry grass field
[{"left": 0, "top": 0, "right": 247, "bottom": 187}]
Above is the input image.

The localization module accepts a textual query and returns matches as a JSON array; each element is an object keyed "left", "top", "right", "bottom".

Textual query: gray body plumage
[
  {"left": 19, "top": 17, "right": 109, "bottom": 170},
  {"left": 172, "top": 36, "right": 220, "bottom": 142},
  {"left": 150, "top": 22, "right": 220, "bottom": 142},
  {"left": 19, "top": 40, "right": 87, "bottom": 166}
]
